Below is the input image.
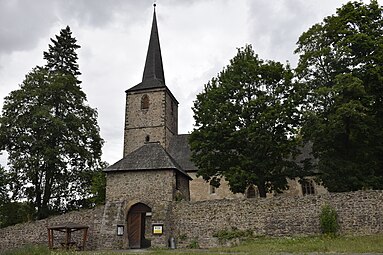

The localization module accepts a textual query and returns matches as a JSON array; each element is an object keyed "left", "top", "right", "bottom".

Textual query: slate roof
[
  {"left": 127, "top": 6, "right": 165, "bottom": 93},
  {"left": 105, "top": 142, "right": 191, "bottom": 179},
  {"left": 168, "top": 134, "right": 198, "bottom": 172}
]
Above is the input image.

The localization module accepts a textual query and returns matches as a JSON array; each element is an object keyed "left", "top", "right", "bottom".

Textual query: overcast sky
[{"left": 0, "top": 0, "right": 381, "bottom": 167}]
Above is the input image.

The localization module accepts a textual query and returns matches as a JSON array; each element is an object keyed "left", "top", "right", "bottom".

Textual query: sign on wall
[
  {"left": 152, "top": 224, "right": 163, "bottom": 235},
  {"left": 117, "top": 225, "right": 124, "bottom": 236}
]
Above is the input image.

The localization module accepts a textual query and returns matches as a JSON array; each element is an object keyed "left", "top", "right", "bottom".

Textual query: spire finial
[{"left": 153, "top": 0, "right": 156, "bottom": 8}]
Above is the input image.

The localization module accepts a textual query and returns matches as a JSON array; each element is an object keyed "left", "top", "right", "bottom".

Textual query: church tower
[{"left": 123, "top": 6, "right": 178, "bottom": 156}]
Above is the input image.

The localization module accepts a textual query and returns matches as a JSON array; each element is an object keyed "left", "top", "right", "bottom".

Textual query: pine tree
[
  {"left": 43, "top": 25, "right": 81, "bottom": 79},
  {"left": 0, "top": 26, "right": 104, "bottom": 219}
]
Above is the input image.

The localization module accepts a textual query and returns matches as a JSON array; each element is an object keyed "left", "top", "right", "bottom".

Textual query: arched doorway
[{"left": 127, "top": 203, "right": 151, "bottom": 249}]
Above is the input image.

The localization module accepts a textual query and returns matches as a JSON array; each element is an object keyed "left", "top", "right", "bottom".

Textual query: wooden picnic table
[{"left": 47, "top": 222, "right": 88, "bottom": 250}]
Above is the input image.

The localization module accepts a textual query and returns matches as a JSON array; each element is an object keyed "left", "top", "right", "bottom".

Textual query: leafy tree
[
  {"left": 190, "top": 45, "right": 304, "bottom": 197},
  {"left": 0, "top": 165, "right": 8, "bottom": 203},
  {"left": 0, "top": 165, "right": 9, "bottom": 227},
  {"left": 0, "top": 26, "right": 104, "bottom": 220},
  {"left": 0, "top": 166, "right": 34, "bottom": 228},
  {"left": 89, "top": 162, "right": 108, "bottom": 206},
  {"left": 0, "top": 202, "right": 35, "bottom": 228},
  {"left": 295, "top": 1, "right": 383, "bottom": 191}
]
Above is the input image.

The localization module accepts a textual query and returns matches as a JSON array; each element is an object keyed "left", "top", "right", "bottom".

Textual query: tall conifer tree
[
  {"left": 44, "top": 26, "right": 81, "bottom": 78},
  {"left": 0, "top": 26, "right": 104, "bottom": 219}
]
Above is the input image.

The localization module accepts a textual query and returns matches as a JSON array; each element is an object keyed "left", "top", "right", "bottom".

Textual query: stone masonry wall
[
  {"left": 171, "top": 190, "right": 383, "bottom": 248},
  {"left": 1, "top": 191, "right": 383, "bottom": 251},
  {"left": 188, "top": 172, "right": 244, "bottom": 201},
  {"left": 106, "top": 170, "right": 174, "bottom": 202},
  {"left": 175, "top": 172, "right": 191, "bottom": 201},
  {"left": 188, "top": 173, "right": 328, "bottom": 201},
  {"left": 0, "top": 206, "right": 104, "bottom": 251},
  {"left": 124, "top": 89, "right": 166, "bottom": 156},
  {"left": 164, "top": 91, "right": 178, "bottom": 149},
  {"left": 123, "top": 88, "right": 178, "bottom": 157}
]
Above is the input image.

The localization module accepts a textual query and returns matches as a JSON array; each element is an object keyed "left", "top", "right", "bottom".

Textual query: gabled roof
[
  {"left": 104, "top": 142, "right": 191, "bottom": 179},
  {"left": 127, "top": 5, "right": 166, "bottom": 93}
]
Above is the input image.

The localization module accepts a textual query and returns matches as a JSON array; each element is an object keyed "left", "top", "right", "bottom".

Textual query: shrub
[
  {"left": 320, "top": 204, "right": 339, "bottom": 236},
  {"left": 187, "top": 239, "right": 199, "bottom": 249}
]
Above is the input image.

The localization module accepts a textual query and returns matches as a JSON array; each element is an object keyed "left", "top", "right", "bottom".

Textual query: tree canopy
[
  {"left": 0, "top": 26, "right": 104, "bottom": 220},
  {"left": 295, "top": 0, "right": 383, "bottom": 191},
  {"left": 190, "top": 45, "right": 304, "bottom": 197}
]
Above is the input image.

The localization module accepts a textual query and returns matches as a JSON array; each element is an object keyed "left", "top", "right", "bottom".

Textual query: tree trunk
[
  {"left": 258, "top": 181, "right": 267, "bottom": 198},
  {"left": 39, "top": 165, "right": 54, "bottom": 220},
  {"left": 33, "top": 170, "right": 43, "bottom": 220}
]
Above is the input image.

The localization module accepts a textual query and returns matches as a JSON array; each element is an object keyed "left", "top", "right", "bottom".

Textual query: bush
[
  {"left": 320, "top": 204, "right": 339, "bottom": 236},
  {"left": 187, "top": 239, "right": 199, "bottom": 249}
]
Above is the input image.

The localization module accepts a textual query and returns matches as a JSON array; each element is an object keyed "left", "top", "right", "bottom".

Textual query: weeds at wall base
[
  {"left": 213, "top": 227, "right": 256, "bottom": 244},
  {"left": 319, "top": 204, "right": 339, "bottom": 236},
  {"left": 0, "top": 245, "right": 50, "bottom": 255}
]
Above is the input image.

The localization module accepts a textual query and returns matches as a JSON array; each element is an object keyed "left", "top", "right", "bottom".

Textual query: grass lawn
[{"left": 2, "top": 235, "right": 383, "bottom": 255}]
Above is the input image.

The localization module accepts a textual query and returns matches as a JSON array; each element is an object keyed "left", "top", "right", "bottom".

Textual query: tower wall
[
  {"left": 123, "top": 88, "right": 178, "bottom": 156},
  {"left": 164, "top": 90, "right": 178, "bottom": 149}
]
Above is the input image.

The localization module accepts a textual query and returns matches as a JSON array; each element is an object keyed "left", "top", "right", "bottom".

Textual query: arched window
[
  {"left": 246, "top": 185, "right": 257, "bottom": 198},
  {"left": 141, "top": 95, "right": 149, "bottom": 110},
  {"left": 301, "top": 180, "right": 315, "bottom": 196}
]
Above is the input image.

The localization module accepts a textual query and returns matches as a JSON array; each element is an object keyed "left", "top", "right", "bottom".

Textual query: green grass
[
  {"left": 0, "top": 244, "right": 50, "bottom": 255},
  {"left": 212, "top": 235, "right": 383, "bottom": 254},
  {"left": 2, "top": 235, "right": 383, "bottom": 255}
]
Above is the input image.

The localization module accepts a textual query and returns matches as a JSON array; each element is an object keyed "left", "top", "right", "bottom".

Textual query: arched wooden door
[{"left": 127, "top": 203, "right": 151, "bottom": 249}]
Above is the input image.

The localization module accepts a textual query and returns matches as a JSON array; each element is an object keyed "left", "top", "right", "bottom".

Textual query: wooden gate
[{"left": 127, "top": 203, "right": 151, "bottom": 249}]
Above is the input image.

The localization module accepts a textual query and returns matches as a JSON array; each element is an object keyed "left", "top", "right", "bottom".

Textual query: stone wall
[
  {"left": 106, "top": 170, "right": 174, "bottom": 202},
  {"left": 1, "top": 191, "right": 383, "bottom": 251},
  {"left": 188, "top": 173, "right": 328, "bottom": 201},
  {"left": 171, "top": 190, "right": 383, "bottom": 248},
  {"left": 164, "top": 90, "right": 178, "bottom": 147},
  {"left": 123, "top": 88, "right": 178, "bottom": 156},
  {"left": 124, "top": 89, "right": 166, "bottom": 156},
  {"left": 175, "top": 172, "right": 191, "bottom": 201},
  {"left": 0, "top": 206, "right": 104, "bottom": 251},
  {"left": 188, "top": 172, "right": 244, "bottom": 201}
]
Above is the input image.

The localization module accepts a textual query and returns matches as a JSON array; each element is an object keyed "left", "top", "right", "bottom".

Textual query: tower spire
[{"left": 142, "top": 4, "right": 165, "bottom": 84}]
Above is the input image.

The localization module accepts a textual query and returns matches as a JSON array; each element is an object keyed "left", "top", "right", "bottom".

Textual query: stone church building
[
  {"left": 102, "top": 5, "right": 326, "bottom": 249},
  {"left": 3, "top": 6, "right": 382, "bottom": 253}
]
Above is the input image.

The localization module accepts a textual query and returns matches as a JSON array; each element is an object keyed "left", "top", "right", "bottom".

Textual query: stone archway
[{"left": 127, "top": 203, "right": 151, "bottom": 249}]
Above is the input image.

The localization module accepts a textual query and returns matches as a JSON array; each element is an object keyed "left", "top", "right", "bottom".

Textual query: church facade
[{"left": 103, "top": 5, "right": 327, "bottom": 249}]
